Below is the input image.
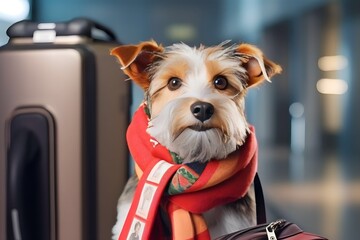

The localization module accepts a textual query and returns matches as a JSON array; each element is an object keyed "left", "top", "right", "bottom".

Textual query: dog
[{"left": 110, "top": 40, "right": 281, "bottom": 239}]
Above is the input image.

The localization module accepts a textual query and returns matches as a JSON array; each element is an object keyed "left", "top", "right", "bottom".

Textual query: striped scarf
[{"left": 119, "top": 105, "right": 258, "bottom": 240}]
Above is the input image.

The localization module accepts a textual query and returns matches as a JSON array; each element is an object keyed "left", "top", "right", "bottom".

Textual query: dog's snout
[{"left": 190, "top": 101, "right": 214, "bottom": 122}]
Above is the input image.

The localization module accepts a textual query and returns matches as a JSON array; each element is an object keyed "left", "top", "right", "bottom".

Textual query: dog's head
[{"left": 111, "top": 41, "right": 281, "bottom": 163}]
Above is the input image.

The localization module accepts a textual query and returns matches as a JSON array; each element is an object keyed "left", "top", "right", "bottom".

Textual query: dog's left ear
[
  {"left": 236, "top": 43, "right": 282, "bottom": 88},
  {"left": 111, "top": 41, "right": 164, "bottom": 90}
]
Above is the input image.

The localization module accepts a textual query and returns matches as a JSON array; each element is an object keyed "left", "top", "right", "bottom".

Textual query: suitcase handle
[
  {"left": 7, "top": 112, "right": 53, "bottom": 240},
  {"left": 6, "top": 17, "right": 117, "bottom": 42},
  {"left": 7, "top": 131, "right": 41, "bottom": 239}
]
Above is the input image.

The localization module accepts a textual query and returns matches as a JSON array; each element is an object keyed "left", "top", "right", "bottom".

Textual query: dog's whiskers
[{"left": 230, "top": 91, "right": 242, "bottom": 99}]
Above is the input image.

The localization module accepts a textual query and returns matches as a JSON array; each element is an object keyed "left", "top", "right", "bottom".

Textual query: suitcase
[{"left": 0, "top": 18, "right": 130, "bottom": 240}]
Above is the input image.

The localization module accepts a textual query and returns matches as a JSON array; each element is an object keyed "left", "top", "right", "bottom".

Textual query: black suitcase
[{"left": 0, "top": 18, "right": 130, "bottom": 240}]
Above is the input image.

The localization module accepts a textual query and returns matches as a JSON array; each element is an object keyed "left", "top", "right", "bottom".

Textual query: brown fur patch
[
  {"left": 205, "top": 60, "right": 247, "bottom": 97},
  {"left": 149, "top": 58, "right": 191, "bottom": 116}
]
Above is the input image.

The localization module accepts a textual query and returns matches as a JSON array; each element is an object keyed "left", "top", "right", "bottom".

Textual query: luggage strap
[{"left": 254, "top": 173, "right": 267, "bottom": 224}]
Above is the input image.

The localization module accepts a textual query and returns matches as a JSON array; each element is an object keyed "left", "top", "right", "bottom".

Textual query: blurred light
[
  {"left": 0, "top": 0, "right": 29, "bottom": 21},
  {"left": 289, "top": 102, "right": 305, "bottom": 154},
  {"left": 289, "top": 102, "right": 304, "bottom": 118},
  {"left": 318, "top": 55, "right": 348, "bottom": 71},
  {"left": 166, "top": 24, "right": 196, "bottom": 41},
  {"left": 316, "top": 78, "right": 348, "bottom": 95}
]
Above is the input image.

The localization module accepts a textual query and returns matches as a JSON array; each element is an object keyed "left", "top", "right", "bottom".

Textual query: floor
[{"left": 258, "top": 147, "right": 360, "bottom": 240}]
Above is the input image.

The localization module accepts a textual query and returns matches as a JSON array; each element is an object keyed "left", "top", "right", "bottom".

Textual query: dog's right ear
[
  {"left": 236, "top": 43, "right": 282, "bottom": 88},
  {"left": 111, "top": 41, "right": 164, "bottom": 90}
]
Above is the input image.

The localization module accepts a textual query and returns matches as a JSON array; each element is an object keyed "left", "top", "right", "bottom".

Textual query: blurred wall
[
  {"left": 33, "top": 0, "right": 224, "bottom": 46},
  {"left": 341, "top": 0, "right": 360, "bottom": 157}
]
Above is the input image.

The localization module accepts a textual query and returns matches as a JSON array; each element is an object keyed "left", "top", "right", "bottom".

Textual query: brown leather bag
[
  {"left": 215, "top": 219, "right": 328, "bottom": 240},
  {"left": 215, "top": 174, "right": 328, "bottom": 240}
]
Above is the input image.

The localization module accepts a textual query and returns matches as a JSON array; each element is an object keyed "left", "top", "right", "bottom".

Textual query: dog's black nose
[{"left": 190, "top": 101, "right": 214, "bottom": 122}]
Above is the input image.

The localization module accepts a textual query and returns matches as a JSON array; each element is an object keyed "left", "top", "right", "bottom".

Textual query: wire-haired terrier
[{"left": 111, "top": 41, "right": 281, "bottom": 240}]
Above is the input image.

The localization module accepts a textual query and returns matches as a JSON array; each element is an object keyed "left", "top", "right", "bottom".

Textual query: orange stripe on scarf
[{"left": 168, "top": 204, "right": 210, "bottom": 240}]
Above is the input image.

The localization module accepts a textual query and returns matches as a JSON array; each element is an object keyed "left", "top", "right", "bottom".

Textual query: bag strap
[{"left": 254, "top": 173, "right": 267, "bottom": 224}]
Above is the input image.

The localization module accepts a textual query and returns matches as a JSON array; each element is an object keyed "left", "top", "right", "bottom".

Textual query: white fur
[
  {"left": 146, "top": 43, "right": 250, "bottom": 163},
  {"left": 111, "top": 202, "right": 131, "bottom": 240},
  {"left": 204, "top": 185, "right": 256, "bottom": 238},
  {"left": 147, "top": 95, "right": 248, "bottom": 163},
  {"left": 150, "top": 43, "right": 247, "bottom": 98},
  {"left": 112, "top": 176, "right": 137, "bottom": 240}
]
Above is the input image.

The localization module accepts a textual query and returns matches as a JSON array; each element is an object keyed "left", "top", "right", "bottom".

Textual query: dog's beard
[
  {"left": 166, "top": 128, "right": 237, "bottom": 163},
  {"left": 147, "top": 97, "right": 249, "bottom": 163}
]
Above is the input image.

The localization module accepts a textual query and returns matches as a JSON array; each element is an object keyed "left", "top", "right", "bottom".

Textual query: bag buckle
[{"left": 266, "top": 219, "right": 286, "bottom": 240}]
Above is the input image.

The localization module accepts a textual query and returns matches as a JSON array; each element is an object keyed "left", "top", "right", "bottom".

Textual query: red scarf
[{"left": 119, "top": 105, "right": 258, "bottom": 240}]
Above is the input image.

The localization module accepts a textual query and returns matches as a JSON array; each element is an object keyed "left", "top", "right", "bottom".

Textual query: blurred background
[{"left": 1, "top": 0, "right": 359, "bottom": 239}]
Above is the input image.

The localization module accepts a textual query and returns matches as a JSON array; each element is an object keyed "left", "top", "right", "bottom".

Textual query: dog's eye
[
  {"left": 167, "top": 77, "right": 182, "bottom": 91},
  {"left": 213, "top": 76, "right": 228, "bottom": 90}
]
